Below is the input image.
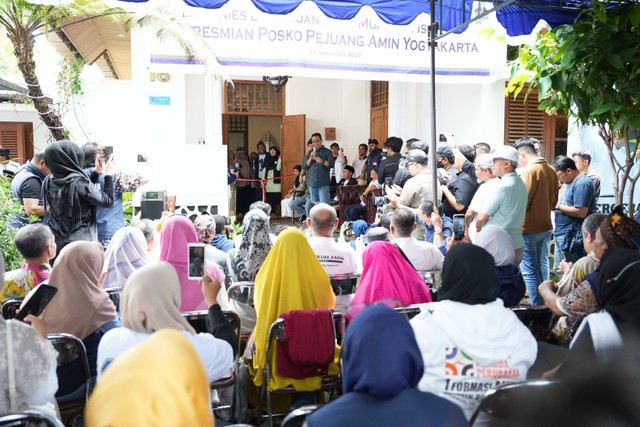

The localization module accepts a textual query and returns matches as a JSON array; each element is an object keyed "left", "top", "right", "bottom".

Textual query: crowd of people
[{"left": 1, "top": 134, "right": 640, "bottom": 426}]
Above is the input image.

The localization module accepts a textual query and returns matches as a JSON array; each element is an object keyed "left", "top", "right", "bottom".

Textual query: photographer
[
  {"left": 210, "top": 215, "right": 236, "bottom": 253},
  {"left": 386, "top": 150, "right": 441, "bottom": 212},
  {"left": 377, "top": 137, "right": 404, "bottom": 186}
]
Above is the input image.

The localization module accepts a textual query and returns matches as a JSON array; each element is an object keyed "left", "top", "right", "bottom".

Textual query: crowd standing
[{"left": 1, "top": 133, "right": 640, "bottom": 426}]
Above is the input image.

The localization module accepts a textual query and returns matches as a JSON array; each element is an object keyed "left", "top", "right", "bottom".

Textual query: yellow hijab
[
  {"left": 251, "top": 227, "right": 336, "bottom": 391},
  {"left": 84, "top": 329, "right": 213, "bottom": 427}
]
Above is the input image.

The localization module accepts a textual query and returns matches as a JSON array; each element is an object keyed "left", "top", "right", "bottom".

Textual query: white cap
[{"left": 490, "top": 145, "right": 519, "bottom": 163}]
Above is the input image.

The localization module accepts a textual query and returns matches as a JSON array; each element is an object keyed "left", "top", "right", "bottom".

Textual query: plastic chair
[
  {"left": 103, "top": 287, "right": 122, "bottom": 312},
  {"left": 48, "top": 333, "right": 93, "bottom": 425},
  {"left": 259, "top": 310, "right": 344, "bottom": 427},
  {"left": 182, "top": 309, "right": 243, "bottom": 422},
  {"left": 469, "top": 380, "right": 560, "bottom": 425},
  {"left": 1, "top": 299, "right": 22, "bottom": 319},
  {"left": 511, "top": 306, "right": 555, "bottom": 341},
  {"left": 281, "top": 404, "right": 323, "bottom": 427},
  {"left": 0, "top": 409, "right": 61, "bottom": 427}
]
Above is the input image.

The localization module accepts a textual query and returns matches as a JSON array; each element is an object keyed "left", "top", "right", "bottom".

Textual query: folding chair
[
  {"left": 469, "top": 380, "right": 560, "bottom": 425},
  {"left": 511, "top": 306, "right": 555, "bottom": 341},
  {"left": 182, "top": 309, "right": 243, "bottom": 422},
  {"left": 1, "top": 299, "right": 22, "bottom": 320},
  {"left": 48, "top": 333, "right": 93, "bottom": 425},
  {"left": 394, "top": 304, "right": 423, "bottom": 320},
  {"left": 0, "top": 409, "right": 61, "bottom": 427},
  {"left": 259, "top": 310, "right": 344, "bottom": 427},
  {"left": 103, "top": 287, "right": 122, "bottom": 312},
  {"left": 281, "top": 404, "right": 323, "bottom": 427}
]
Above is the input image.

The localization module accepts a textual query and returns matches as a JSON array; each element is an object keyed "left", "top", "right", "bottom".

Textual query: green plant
[
  {"left": 508, "top": 1, "right": 640, "bottom": 216},
  {"left": 121, "top": 191, "right": 134, "bottom": 226},
  {"left": 56, "top": 52, "right": 87, "bottom": 117},
  {"left": 0, "top": 175, "right": 26, "bottom": 270}
]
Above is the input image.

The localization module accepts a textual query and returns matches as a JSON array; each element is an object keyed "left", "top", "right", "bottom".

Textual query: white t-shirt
[
  {"left": 352, "top": 157, "right": 367, "bottom": 180},
  {"left": 97, "top": 327, "right": 234, "bottom": 383},
  {"left": 393, "top": 237, "right": 443, "bottom": 271},
  {"left": 308, "top": 236, "right": 362, "bottom": 276},
  {"left": 410, "top": 300, "right": 537, "bottom": 419},
  {"left": 468, "top": 178, "right": 500, "bottom": 242}
]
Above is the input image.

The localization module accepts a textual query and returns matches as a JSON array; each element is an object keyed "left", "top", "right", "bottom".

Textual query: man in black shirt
[
  {"left": 366, "top": 139, "right": 383, "bottom": 182},
  {"left": 10, "top": 151, "right": 50, "bottom": 225},
  {"left": 377, "top": 137, "right": 404, "bottom": 186}
]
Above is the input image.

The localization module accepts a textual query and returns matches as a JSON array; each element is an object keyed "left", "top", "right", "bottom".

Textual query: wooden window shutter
[
  {"left": 0, "top": 122, "right": 33, "bottom": 163},
  {"left": 504, "top": 84, "right": 545, "bottom": 145}
]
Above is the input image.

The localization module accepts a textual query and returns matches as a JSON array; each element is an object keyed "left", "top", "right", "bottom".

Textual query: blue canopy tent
[{"left": 116, "top": 0, "right": 621, "bottom": 200}]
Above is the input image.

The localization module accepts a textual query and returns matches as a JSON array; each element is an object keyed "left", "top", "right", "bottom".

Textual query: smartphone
[
  {"left": 188, "top": 243, "right": 206, "bottom": 280},
  {"left": 15, "top": 284, "right": 58, "bottom": 321},
  {"left": 97, "top": 146, "right": 114, "bottom": 165},
  {"left": 384, "top": 177, "right": 394, "bottom": 187},
  {"left": 452, "top": 214, "right": 465, "bottom": 241}
]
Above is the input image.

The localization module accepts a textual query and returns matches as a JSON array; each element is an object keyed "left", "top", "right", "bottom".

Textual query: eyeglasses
[{"left": 406, "top": 161, "right": 415, "bottom": 168}]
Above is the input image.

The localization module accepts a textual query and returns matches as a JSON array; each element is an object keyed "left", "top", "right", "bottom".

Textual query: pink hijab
[
  {"left": 351, "top": 241, "right": 432, "bottom": 307},
  {"left": 159, "top": 215, "right": 224, "bottom": 312}
]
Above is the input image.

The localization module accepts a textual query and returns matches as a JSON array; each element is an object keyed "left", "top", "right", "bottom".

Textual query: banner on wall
[{"left": 146, "top": 0, "right": 506, "bottom": 83}]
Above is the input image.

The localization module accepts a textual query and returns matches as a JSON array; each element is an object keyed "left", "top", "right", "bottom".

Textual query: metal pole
[{"left": 429, "top": 0, "right": 439, "bottom": 205}]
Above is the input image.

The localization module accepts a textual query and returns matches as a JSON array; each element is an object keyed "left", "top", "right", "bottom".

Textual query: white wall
[
  {"left": 0, "top": 105, "right": 49, "bottom": 152},
  {"left": 286, "top": 77, "right": 370, "bottom": 160}
]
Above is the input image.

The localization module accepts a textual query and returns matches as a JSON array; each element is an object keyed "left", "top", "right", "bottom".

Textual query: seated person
[
  {"left": 247, "top": 228, "right": 336, "bottom": 393},
  {"left": 100, "top": 227, "right": 150, "bottom": 289},
  {"left": 411, "top": 244, "right": 536, "bottom": 419},
  {"left": 210, "top": 215, "right": 236, "bottom": 253},
  {"left": 474, "top": 225, "right": 526, "bottom": 307},
  {"left": 280, "top": 165, "right": 305, "bottom": 217},
  {"left": 328, "top": 165, "right": 358, "bottom": 207},
  {"left": 193, "top": 214, "right": 233, "bottom": 291},
  {"left": 306, "top": 305, "right": 468, "bottom": 427},
  {"left": 27, "top": 241, "right": 119, "bottom": 397},
  {"left": 344, "top": 168, "right": 382, "bottom": 222},
  {"left": 97, "top": 262, "right": 235, "bottom": 383},
  {"left": 1, "top": 224, "right": 55, "bottom": 302},
  {"left": 234, "top": 201, "right": 278, "bottom": 246},
  {"left": 350, "top": 241, "right": 431, "bottom": 309},
  {"left": 390, "top": 207, "right": 443, "bottom": 272},
  {"left": 86, "top": 329, "right": 214, "bottom": 427},
  {"left": 415, "top": 199, "right": 452, "bottom": 254}
]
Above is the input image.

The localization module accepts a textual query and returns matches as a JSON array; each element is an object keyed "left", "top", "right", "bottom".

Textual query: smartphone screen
[
  {"left": 15, "top": 285, "right": 58, "bottom": 321},
  {"left": 453, "top": 214, "right": 465, "bottom": 241},
  {"left": 384, "top": 177, "right": 394, "bottom": 187},
  {"left": 188, "top": 243, "right": 206, "bottom": 280}
]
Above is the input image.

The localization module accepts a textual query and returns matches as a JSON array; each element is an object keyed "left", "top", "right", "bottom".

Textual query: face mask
[{"left": 436, "top": 161, "right": 444, "bottom": 169}]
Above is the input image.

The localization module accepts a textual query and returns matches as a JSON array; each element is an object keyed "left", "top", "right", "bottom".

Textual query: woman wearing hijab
[
  {"left": 474, "top": 225, "right": 526, "bottom": 307},
  {"left": 410, "top": 244, "right": 537, "bottom": 419},
  {"left": 0, "top": 253, "right": 61, "bottom": 424},
  {"left": 350, "top": 241, "right": 432, "bottom": 308},
  {"left": 264, "top": 146, "right": 282, "bottom": 216},
  {"left": 101, "top": 227, "right": 150, "bottom": 289},
  {"left": 281, "top": 164, "right": 305, "bottom": 218},
  {"left": 97, "top": 262, "right": 235, "bottom": 383},
  {"left": 306, "top": 305, "right": 468, "bottom": 427},
  {"left": 226, "top": 209, "right": 272, "bottom": 333},
  {"left": 249, "top": 228, "right": 335, "bottom": 391},
  {"left": 42, "top": 140, "right": 115, "bottom": 255},
  {"left": 29, "top": 241, "right": 119, "bottom": 397},
  {"left": 86, "top": 329, "right": 213, "bottom": 427},
  {"left": 193, "top": 214, "right": 233, "bottom": 291},
  {"left": 159, "top": 215, "right": 225, "bottom": 312}
]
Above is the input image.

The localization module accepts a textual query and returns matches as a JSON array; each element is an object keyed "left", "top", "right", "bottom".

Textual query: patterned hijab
[
  {"left": 599, "top": 205, "right": 640, "bottom": 250},
  {"left": 85, "top": 329, "right": 213, "bottom": 427},
  {"left": 121, "top": 262, "right": 196, "bottom": 335},
  {"left": 36, "top": 241, "right": 116, "bottom": 340},
  {"left": 228, "top": 209, "right": 272, "bottom": 282},
  {"left": 102, "top": 227, "right": 150, "bottom": 289},
  {"left": 193, "top": 214, "right": 216, "bottom": 243}
]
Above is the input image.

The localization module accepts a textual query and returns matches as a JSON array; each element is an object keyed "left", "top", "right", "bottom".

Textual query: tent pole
[{"left": 429, "top": 0, "right": 438, "bottom": 205}]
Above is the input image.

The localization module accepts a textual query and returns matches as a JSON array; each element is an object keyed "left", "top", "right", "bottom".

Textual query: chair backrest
[
  {"left": 1, "top": 299, "right": 22, "bottom": 320},
  {"left": 328, "top": 273, "right": 360, "bottom": 296},
  {"left": 182, "top": 310, "right": 242, "bottom": 356},
  {"left": 103, "top": 287, "right": 122, "bottom": 312},
  {"left": 0, "top": 409, "right": 60, "bottom": 427},
  {"left": 227, "top": 282, "right": 255, "bottom": 307},
  {"left": 469, "top": 380, "right": 560, "bottom": 425},
  {"left": 394, "top": 305, "right": 422, "bottom": 320},
  {"left": 48, "top": 333, "right": 93, "bottom": 400},
  {"left": 511, "top": 306, "right": 555, "bottom": 341},
  {"left": 281, "top": 404, "right": 322, "bottom": 427}
]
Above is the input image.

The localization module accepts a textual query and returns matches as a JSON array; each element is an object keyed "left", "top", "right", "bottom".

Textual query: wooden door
[
  {"left": 0, "top": 122, "right": 33, "bottom": 163},
  {"left": 370, "top": 106, "right": 388, "bottom": 145},
  {"left": 281, "top": 114, "right": 306, "bottom": 199}
]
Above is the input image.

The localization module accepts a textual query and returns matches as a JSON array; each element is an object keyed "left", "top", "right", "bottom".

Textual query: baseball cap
[
  {"left": 406, "top": 149, "right": 428, "bottom": 165},
  {"left": 490, "top": 145, "right": 519, "bottom": 162},
  {"left": 475, "top": 153, "right": 493, "bottom": 169},
  {"left": 436, "top": 146, "right": 455, "bottom": 161}
]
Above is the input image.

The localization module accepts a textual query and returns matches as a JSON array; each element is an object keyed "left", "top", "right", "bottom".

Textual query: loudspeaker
[{"left": 140, "top": 191, "right": 166, "bottom": 220}]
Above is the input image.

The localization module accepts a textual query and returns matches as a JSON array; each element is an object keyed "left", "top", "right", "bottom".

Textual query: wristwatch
[{"left": 433, "top": 226, "right": 443, "bottom": 234}]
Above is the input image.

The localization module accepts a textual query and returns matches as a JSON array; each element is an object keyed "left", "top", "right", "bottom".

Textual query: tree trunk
[{"left": 9, "top": 23, "right": 68, "bottom": 142}]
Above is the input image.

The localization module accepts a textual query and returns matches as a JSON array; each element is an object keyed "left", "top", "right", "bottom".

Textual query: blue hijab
[{"left": 343, "top": 305, "right": 423, "bottom": 398}]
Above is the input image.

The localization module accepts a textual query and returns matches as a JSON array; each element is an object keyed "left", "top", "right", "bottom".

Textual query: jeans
[
  {"left": 345, "top": 203, "right": 368, "bottom": 221},
  {"left": 553, "top": 232, "right": 582, "bottom": 272},
  {"left": 520, "top": 231, "right": 551, "bottom": 306},
  {"left": 291, "top": 197, "right": 308, "bottom": 216},
  {"left": 309, "top": 185, "right": 330, "bottom": 204}
]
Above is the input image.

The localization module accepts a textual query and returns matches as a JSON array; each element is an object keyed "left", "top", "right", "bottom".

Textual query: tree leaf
[{"left": 590, "top": 103, "right": 619, "bottom": 116}]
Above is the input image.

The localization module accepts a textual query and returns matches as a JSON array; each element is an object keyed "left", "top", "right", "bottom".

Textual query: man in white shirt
[
  {"left": 464, "top": 153, "right": 500, "bottom": 242},
  {"left": 306, "top": 203, "right": 362, "bottom": 276},
  {"left": 352, "top": 143, "right": 368, "bottom": 184},
  {"left": 390, "top": 207, "right": 444, "bottom": 271}
]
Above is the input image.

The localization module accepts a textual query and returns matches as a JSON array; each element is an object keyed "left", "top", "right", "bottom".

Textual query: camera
[
  {"left": 373, "top": 196, "right": 389, "bottom": 207},
  {"left": 344, "top": 221, "right": 355, "bottom": 238}
]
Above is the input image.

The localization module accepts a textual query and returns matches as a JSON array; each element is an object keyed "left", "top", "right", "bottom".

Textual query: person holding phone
[
  {"left": 376, "top": 137, "right": 403, "bottom": 187},
  {"left": 42, "top": 141, "right": 115, "bottom": 257}
]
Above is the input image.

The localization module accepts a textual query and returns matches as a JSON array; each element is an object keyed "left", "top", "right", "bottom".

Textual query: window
[{"left": 225, "top": 81, "right": 285, "bottom": 115}]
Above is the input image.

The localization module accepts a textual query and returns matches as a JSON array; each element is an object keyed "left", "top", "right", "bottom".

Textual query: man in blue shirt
[
  {"left": 210, "top": 215, "right": 235, "bottom": 253},
  {"left": 415, "top": 199, "right": 453, "bottom": 255}
]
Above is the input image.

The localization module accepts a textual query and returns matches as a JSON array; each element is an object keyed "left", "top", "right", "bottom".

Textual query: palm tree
[{"left": 0, "top": 0, "right": 224, "bottom": 142}]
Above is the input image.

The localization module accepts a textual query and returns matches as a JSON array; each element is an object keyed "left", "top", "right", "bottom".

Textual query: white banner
[{"left": 147, "top": 0, "right": 506, "bottom": 83}]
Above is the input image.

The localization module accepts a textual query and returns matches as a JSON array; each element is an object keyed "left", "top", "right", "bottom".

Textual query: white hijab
[{"left": 102, "top": 227, "right": 150, "bottom": 289}]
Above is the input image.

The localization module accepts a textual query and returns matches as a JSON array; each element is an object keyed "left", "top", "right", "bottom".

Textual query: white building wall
[{"left": 0, "top": 105, "right": 48, "bottom": 153}]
